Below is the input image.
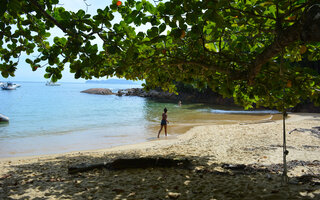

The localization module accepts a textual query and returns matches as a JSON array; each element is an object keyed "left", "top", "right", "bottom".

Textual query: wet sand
[{"left": 0, "top": 113, "right": 319, "bottom": 199}]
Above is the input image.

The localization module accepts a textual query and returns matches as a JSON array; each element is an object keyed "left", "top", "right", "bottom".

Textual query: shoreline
[
  {"left": 0, "top": 112, "right": 279, "bottom": 159},
  {"left": 0, "top": 113, "right": 316, "bottom": 163},
  {"left": 0, "top": 113, "right": 308, "bottom": 162},
  {"left": 1, "top": 113, "right": 319, "bottom": 199}
]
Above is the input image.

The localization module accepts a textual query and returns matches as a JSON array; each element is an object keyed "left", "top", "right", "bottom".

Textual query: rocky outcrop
[
  {"left": 290, "top": 101, "right": 320, "bottom": 113},
  {"left": 82, "top": 87, "right": 232, "bottom": 105},
  {"left": 81, "top": 88, "right": 114, "bottom": 95},
  {"left": 117, "top": 88, "right": 175, "bottom": 98},
  {"left": 81, "top": 87, "right": 320, "bottom": 112},
  {"left": 117, "top": 88, "right": 236, "bottom": 106}
]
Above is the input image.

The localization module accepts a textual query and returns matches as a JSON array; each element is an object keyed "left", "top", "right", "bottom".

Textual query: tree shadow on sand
[{"left": 1, "top": 153, "right": 319, "bottom": 200}]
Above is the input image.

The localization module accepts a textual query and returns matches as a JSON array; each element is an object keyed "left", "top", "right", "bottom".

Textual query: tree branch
[
  {"left": 166, "top": 59, "right": 245, "bottom": 80},
  {"left": 248, "top": 4, "right": 320, "bottom": 82},
  {"left": 28, "top": 0, "right": 71, "bottom": 35},
  {"left": 248, "top": 22, "right": 302, "bottom": 82},
  {"left": 227, "top": 5, "right": 276, "bottom": 20}
]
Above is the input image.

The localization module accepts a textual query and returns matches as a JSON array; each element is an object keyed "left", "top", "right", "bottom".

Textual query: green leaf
[
  {"left": 144, "top": 2, "right": 156, "bottom": 14},
  {"left": 51, "top": 75, "right": 58, "bottom": 83},
  {"left": 159, "top": 23, "right": 166, "bottom": 34},
  {"left": 0, "top": 0, "right": 8, "bottom": 16},
  {"left": 43, "top": 32, "right": 51, "bottom": 38},
  {"left": 137, "top": 31, "right": 145, "bottom": 38},
  {"left": 25, "top": 58, "right": 33, "bottom": 64},
  {"left": 147, "top": 27, "right": 158, "bottom": 38},
  {"left": 61, "top": 11, "right": 71, "bottom": 19},
  {"left": 8, "top": 0, "right": 21, "bottom": 13},
  {"left": 136, "top": 2, "right": 143, "bottom": 11},
  {"left": 171, "top": 28, "right": 182, "bottom": 39}
]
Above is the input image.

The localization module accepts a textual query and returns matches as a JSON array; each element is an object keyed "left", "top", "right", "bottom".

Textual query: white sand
[{"left": 0, "top": 113, "right": 319, "bottom": 199}]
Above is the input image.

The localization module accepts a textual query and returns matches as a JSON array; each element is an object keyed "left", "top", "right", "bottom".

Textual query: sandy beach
[{"left": 0, "top": 113, "right": 319, "bottom": 199}]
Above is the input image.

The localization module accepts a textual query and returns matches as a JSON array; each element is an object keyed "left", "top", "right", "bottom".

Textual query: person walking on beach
[{"left": 158, "top": 108, "right": 169, "bottom": 138}]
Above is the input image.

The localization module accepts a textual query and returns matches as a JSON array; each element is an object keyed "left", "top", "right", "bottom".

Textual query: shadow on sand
[{"left": 1, "top": 152, "right": 319, "bottom": 200}]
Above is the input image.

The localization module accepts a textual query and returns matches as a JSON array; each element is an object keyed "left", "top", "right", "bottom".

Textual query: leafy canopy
[{"left": 1, "top": 0, "right": 320, "bottom": 110}]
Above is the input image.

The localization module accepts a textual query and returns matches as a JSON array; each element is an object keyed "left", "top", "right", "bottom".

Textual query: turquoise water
[
  {"left": 0, "top": 82, "right": 277, "bottom": 158},
  {"left": 0, "top": 82, "right": 150, "bottom": 157}
]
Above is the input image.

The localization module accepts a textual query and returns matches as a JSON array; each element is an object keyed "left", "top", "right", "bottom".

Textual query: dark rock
[
  {"left": 290, "top": 101, "right": 320, "bottom": 113},
  {"left": 117, "top": 90, "right": 123, "bottom": 96},
  {"left": 118, "top": 88, "right": 236, "bottom": 106},
  {"left": 221, "top": 164, "right": 247, "bottom": 170}
]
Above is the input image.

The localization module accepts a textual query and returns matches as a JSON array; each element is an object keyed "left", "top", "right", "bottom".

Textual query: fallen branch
[
  {"left": 68, "top": 157, "right": 192, "bottom": 174},
  {"left": 289, "top": 127, "right": 320, "bottom": 138}
]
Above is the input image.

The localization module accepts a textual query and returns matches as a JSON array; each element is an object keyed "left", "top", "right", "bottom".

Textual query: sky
[{"left": 1, "top": 0, "right": 152, "bottom": 83}]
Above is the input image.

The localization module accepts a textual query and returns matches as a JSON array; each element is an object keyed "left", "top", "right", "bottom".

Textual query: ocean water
[{"left": 0, "top": 82, "right": 277, "bottom": 158}]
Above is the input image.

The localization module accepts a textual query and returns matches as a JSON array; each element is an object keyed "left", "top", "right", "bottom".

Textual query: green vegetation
[{"left": 1, "top": 0, "right": 320, "bottom": 110}]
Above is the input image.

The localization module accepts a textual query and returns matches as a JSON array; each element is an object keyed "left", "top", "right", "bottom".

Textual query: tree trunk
[{"left": 282, "top": 110, "right": 288, "bottom": 184}]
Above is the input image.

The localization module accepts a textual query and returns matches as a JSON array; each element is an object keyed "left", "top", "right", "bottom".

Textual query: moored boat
[
  {"left": 13, "top": 83, "right": 21, "bottom": 88},
  {"left": 46, "top": 81, "right": 61, "bottom": 86},
  {"left": 0, "top": 113, "right": 9, "bottom": 122},
  {"left": 1, "top": 82, "right": 17, "bottom": 90}
]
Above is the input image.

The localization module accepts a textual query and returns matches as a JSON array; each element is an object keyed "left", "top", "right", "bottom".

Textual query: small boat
[
  {"left": 13, "top": 83, "right": 21, "bottom": 88},
  {"left": 1, "top": 82, "right": 17, "bottom": 90},
  {"left": 0, "top": 113, "right": 9, "bottom": 122},
  {"left": 46, "top": 81, "right": 61, "bottom": 86}
]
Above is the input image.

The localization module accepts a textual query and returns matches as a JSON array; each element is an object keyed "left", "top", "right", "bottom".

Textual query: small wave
[{"left": 199, "top": 109, "right": 280, "bottom": 114}]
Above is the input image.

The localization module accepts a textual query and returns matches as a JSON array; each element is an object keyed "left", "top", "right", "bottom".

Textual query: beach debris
[
  {"left": 313, "top": 126, "right": 320, "bottom": 130},
  {"left": 112, "top": 188, "right": 125, "bottom": 194},
  {"left": 240, "top": 119, "right": 275, "bottom": 125},
  {"left": 168, "top": 192, "right": 181, "bottom": 199},
  {"left": 0, "top": 174, "right": 12, "bottom": 180},
  {"left": 68, "top": 157, "right": 192, "bottom": 174},
  {"left": 266, "top": 173, "right": 272, "bottom": 180},
  {"left": 128, "top": 192, "right": 136, "bottom": 197},
  {"left": 290, "top": 174, "right": 320, "bottom": 185},
  {"left": 289, "top": 127, "right": 320, "bottom": 138},
  {"left": 303, "top": 145, "right": 320, "bottom": 149},
  {"left": 221, "top": 164, "right": 246, "bottom": 170}
]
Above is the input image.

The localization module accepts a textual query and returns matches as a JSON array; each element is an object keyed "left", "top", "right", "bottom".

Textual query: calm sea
[{"left": 0, "top": 82, "right": 278, "bottom": 158}]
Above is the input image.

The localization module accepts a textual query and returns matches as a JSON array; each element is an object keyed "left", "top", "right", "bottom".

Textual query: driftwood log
[
  {"left": 68, "top": 157, "right": 192, "bottom": 174},
  {"left": 289, "top": 126, "right": 320, "bottom": 139}
]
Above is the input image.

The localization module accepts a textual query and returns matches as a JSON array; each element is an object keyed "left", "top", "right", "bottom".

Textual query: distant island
[{"left": 85, "top": 79, "right": 143, "bottom": 85}]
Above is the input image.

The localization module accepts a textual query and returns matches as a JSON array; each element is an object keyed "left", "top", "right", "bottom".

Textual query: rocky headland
[
  {"left": 81, "top": 88, "right": 320, "bottom": 112},
  {"left": 81, "top": 87, "right": 235, "bottom": 106}
]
